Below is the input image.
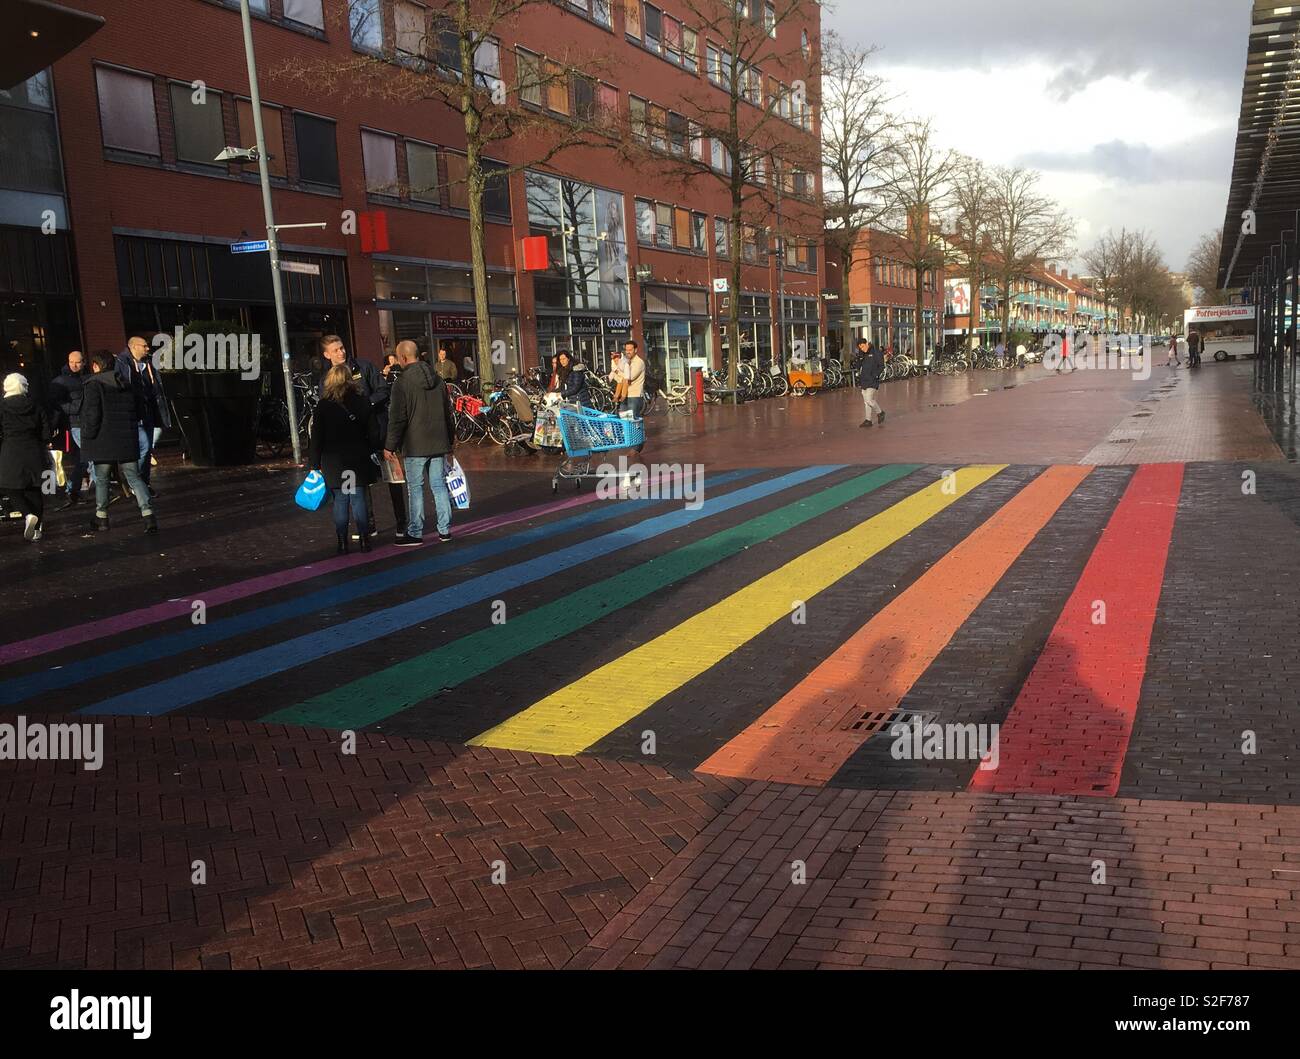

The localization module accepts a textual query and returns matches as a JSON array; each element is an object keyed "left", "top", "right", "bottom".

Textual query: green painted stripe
[{"left": 269, "top": 463, "right": 921, "bottom": 730}]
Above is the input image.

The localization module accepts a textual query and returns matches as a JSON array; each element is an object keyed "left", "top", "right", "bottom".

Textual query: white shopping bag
[{"left": 445, "top": 456, "right": 470, "bottom": 510}]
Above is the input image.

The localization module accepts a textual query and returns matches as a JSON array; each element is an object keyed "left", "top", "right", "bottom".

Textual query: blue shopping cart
[{"left": 551, "top": 407, "right": 645, "bottom": 492}]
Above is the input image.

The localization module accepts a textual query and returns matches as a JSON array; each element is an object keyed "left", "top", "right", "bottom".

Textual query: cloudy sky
[{"left": 825, "top": 0, "right": 1252, "bottom": 272}]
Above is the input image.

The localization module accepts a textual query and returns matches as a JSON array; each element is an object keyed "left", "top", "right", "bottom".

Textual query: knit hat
[{"left": 2, "top": 373, "right": 28, "bottom": 398}]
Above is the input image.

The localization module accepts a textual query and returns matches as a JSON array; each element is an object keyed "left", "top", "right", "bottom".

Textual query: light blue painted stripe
[
  {"left": 81, "top": 465, "right": 844, "bottom": 717},
  {"left": 1, "top": 469, "right": 759, "bottom": 706}
]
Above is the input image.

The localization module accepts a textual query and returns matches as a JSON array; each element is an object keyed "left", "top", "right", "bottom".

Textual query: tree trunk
[
  {"left": 1001, "top": 280, "right": 1012, "bottom": 347},
  {"left": 729, "top": 210, "right": 742, "bottom": 403},
  {"left": 459, "top": 25, "right": 495, "bottom": 394},
  {"left": 968, "top": 265, "right": 982, "bottom": 362},
  {"left": 915, "top": 276, "right": 924, "bottom": 367}
]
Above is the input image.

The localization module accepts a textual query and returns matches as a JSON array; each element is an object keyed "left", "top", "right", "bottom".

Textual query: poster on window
[
  {"left": 597, "top": 188, "right": 629, "bottom": 312},
  {"left": 945, "top": 279, "right": 971, "bottom": 316}
]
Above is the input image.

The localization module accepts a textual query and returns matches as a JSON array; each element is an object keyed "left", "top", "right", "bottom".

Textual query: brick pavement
[{"left": 3, "top": 361, "right": 1299, "bottom": 970}]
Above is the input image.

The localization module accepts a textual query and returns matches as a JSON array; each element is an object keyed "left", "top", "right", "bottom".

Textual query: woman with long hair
[{"left": 308, "top": 364, "right": 381, "bottom": 554}]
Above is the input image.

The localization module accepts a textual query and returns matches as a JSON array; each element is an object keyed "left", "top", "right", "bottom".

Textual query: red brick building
[
  {"left": 825, "top": 228, "right": 944, "bottom": 361},
  {"left": 0, "top": 0, "right": 824, "bottom": 399}
]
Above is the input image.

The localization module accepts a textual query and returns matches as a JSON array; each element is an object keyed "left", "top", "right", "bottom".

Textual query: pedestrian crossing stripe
[
  {"left": 86, "top": 465, "right": 844, "bottom": 718},
  {"left": 470, "top": 465, "right": 1007, "bottom": 756},
  {"left": 264, "top": 464, "right": 922, "bottom": 730},
  {"left": 698, "top": 464, "right": 1094, "bottom": 785}
]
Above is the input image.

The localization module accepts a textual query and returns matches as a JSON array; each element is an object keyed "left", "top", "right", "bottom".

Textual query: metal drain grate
[{"left": 844, "top": 706, "right": 935, "bottom": 734}]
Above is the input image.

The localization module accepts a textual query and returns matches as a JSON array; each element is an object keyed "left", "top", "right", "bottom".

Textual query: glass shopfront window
[
  {"left": 782, "top": 297, "right": 820, "bottom": 365},
  {"left": 526, "top": 171, "right": 629, "bottom": 316},
  {"left": 893, "top": 307, "right": 915, "bottom": 356},
  {"left": 871, "top": 305, "right": 889, "bottom": 349}
]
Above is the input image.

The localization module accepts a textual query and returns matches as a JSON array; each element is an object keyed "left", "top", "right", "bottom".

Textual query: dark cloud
[
  {"left": 1015, "top": 128, "right": 1237, "bottom": 185},
  {"left": 826, "top": 0, "right": 1252, "bottom": 91}
]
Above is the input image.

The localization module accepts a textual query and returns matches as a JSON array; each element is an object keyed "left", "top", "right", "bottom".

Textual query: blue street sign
[{"left": 230, "top": 240, "right": 269, "bottom": 254}]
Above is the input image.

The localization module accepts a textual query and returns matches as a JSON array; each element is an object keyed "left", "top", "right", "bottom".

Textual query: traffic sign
[
  {"left": 280, "top": 261, "right": 321, "bottom": 275},
  {"left": 230, "top": 240, "right": 269, "bottom": 254}
]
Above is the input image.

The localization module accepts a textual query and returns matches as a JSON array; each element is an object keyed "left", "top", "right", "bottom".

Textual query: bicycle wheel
[{"left": 770, "top": 374, "right": 789, "bottom": 397}]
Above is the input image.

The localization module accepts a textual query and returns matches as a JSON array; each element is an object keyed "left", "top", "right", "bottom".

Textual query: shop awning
[
  {"left": 1218, "top": 0, "right": 1300, "bottom": 289},
  {"left": 1, "top": 0, "right": 104, "bottom": 90}
]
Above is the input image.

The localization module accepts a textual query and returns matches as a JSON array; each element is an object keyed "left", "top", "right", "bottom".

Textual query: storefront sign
[
  {"left": 713, "top": 278, "right": 729, "bottom": 293},
  {"left": 571, "top": 315, "right": 602, "bottom": 334},
  {"left": 431, "top": 313, "right": 477, "bottom": 334},
  {"left": 604, "top": 316, "right": 631, "bottom": 333}
]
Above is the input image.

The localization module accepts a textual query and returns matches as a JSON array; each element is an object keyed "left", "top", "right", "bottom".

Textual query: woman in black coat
[
  {"left": 0, "top": 373, "right": 52, "bottom": 542},
  {"left": 553, "top": 351, "right": 592, "bottom": 407},
  {"left": 308, "top": 364, "right": 381, "bottom": 554},
  {"left": 81, "top": 351, "right": 154, "bottom": 531}
]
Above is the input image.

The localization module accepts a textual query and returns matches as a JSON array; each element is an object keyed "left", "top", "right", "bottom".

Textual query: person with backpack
[
  {"left": 308, "top": 364, "right": 381, "bottom": 555},
  {"left": 855, "top": 337, "right": 886, "bottom": 428},
  {"left": 81, "top": 350, "right": 155, "bottom": 533}
]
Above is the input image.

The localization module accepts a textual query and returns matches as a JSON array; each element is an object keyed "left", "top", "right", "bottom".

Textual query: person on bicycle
[{"left": 855, "top": 338, "right": 885, "bottom": 428}]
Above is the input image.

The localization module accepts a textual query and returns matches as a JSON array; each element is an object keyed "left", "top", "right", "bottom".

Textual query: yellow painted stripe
[{"left": 471, "top": 465, "right": 1006, "bottom": 755}]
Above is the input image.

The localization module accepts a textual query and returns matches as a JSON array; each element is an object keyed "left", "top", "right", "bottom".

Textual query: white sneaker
[{"left": 23, "top": 514, "right": 39, "bottom": 541}]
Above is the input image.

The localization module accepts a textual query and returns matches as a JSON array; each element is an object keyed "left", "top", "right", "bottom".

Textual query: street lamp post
[{"left": 237, "top": 0, "right": 301, "bottom": 464}]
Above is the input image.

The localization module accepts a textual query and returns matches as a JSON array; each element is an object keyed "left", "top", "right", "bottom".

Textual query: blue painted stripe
[
  {"left": 2, "top": 470, "right": 760, "bottom": 706},
  {"left": 81, "top": 466, "right": 842, "bottom": 717}
]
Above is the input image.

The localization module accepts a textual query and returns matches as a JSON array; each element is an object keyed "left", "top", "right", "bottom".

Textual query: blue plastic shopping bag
[
  {"left": 295, "top": 470, "right": 327, "bottom": 511},
  {"left": 444, "top": 457, "right": 470, "bottom": 510}
]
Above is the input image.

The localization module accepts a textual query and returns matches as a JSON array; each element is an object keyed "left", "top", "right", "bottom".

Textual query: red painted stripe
[{"left": 968, "top": 463, "right": 1183, "bottom": 797}]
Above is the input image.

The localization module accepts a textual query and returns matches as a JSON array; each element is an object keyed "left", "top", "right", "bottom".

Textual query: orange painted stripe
[{"left": 698, "top": 465, "right": 1093, "bottom": 786}]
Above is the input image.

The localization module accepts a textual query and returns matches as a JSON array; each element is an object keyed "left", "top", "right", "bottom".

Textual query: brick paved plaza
[{"left": 3, "top": 360, "right": 1299, "bottom": 971}]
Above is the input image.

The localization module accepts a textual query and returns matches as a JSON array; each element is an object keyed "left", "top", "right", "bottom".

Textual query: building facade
[
  {"left": 944, "top": 260, "right": 1118, "bottom": 346},
  {"left": 0, "top": 0, "right": 824, "bottom": 400},
  {"left": 825, "top": 229, "right": 944, "bottom": 362}
]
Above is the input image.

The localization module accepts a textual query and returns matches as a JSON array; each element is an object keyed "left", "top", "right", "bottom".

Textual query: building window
[
  {"left": 169, "top": 82, "right": 225, "bottom": 166},
  {"left": 235, "top": 99, "right": 286, "bottom": 178},
  {"left": 625, "top": 0, "right": 641, "bottom": 39},
  {"left": 293, "top": 112, "right": 340, "bottom": 189},
  {"left": 765, "top": 3, "right": 776, "bottom": 35},
  {"left": 95, "top": 66, "right": 160, "bottom": 158},
  {"left": 655, "top": 202, "right": 672, "bottom": 247},
  {"left": 348, "top": 0, "right": 382, "bottom": 51},
  {"left": 517, "top": 48, "right": 542, "bottom": 106},
  {"left": 395, "top": 1, "right": 427, "bottom": 61},
  {"left": 629, "top": 95, "right": 647, "bottom": 141},
  {"left": 573, "top": 75, "right": 595, "bottom": 122},
  {"left": 0, "top": 71, "right": 62, "bottom": 195},
  {"left": 282, "top": 0, "right": 324, "bottom": 31},
  {"left": 361, "top": 129, "right": 399, "bottom": 195},
  {"left": 692, "top": 212, "right": 707, "bottom": 253},
  {"left": 644, "top": 4, "right": 662, "bottom": 52},
  {"left": 474, "top": 39, "right": 503, "bottom": 96},
  {"left": 714, "top": 216, "right": 729, "bottom": 258},
  {"left": 545, "top": 61, "right": 569, "bottom": 115},
  {"left": 406, "top": 140, "right": 438, "bottom": 203},
  {"left": 635, "top": 199, "right": 654, "bottom": 245},
  {"left": 565, "top": 0, "right": 611, "bottom": 27}
]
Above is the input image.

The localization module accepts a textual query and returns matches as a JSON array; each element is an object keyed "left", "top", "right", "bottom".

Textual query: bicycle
[{"left": 657, "top": 381, "right": 699, "bottom": 413}]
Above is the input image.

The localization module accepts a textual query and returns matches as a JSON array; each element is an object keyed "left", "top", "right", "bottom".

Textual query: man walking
[
  {"left": 48, "top": 349, "right": 92, "bottom": 507},
  {"left": 115, "top": 335, "right": 169, "bottom": 496},
  {"left": 855, "top": 337, "right": 885, "bottom": 428},
  {"left": 385, "top": 339, "right": 455, "bottom": 547}
]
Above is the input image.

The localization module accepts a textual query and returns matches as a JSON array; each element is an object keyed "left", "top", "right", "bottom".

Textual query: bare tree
[
  {"left": 1082, "top": 229, "right": 1127, "bottom": 331},
  {"left": 985, "top": 166, "right": 1075, "bottom": 342},
  {"left": 1185, "top": 227, "right": 1231, "bottom": 305},
  {"left": 819, "top": 35, "right": 899, "bottom": 364},
  {"left": 879, "top": 120, "right": 956, "bottom": 361},
  {"left": 944, "top": 155, "right": 995, "bottom": 358},
  {"left": 279, "top": 0, "right": 614, "bottom": 387},
  {"left": 616, "top": 0, "right": 823, "bottom": 393}
]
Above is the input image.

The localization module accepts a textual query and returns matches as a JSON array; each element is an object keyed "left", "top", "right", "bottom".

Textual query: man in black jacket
[
  {"left": 855, "top": 338, "right": 886, "bottom": 428},
  {"left": 385, "top": 339, "right": 455, "bottom": 546},
  {"left": 115, "top": 335, "right": 169, "bottom": 495},
  {"left": 83, "top": 350, "right": 156, "bottom": 532},
  {"left": 48, "top": 349, "right": 91, "bottom": 506},
  {"left": 318, "top": 334, "right": 387, "bottom": 538}
]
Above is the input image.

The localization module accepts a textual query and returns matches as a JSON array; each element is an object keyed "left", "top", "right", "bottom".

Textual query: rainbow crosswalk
[{"left": 0, "top": 462, "right": 1186, "bottom": 795}]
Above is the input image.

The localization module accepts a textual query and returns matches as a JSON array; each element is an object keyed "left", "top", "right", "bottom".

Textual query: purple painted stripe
[{"left": 0, "top": 491, "right": 601, "bottom": 666}]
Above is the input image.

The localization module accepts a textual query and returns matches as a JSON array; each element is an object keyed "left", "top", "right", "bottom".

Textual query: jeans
[
  {"left": 331, "top": 486, "right": 369, "bottom": 537},
  {"left": 94, "top": 461, "right": 151, "bottom": 517},
  {"left": 67, "top": 427, "right": 94, "bottom": 495},
  {"left": 136, "top": 425, "right": 153, "bottom": 487},
  {"left": 619, "top": 395, "right": 645, "bottom": 418},
  {"left": 861, "top": 387, "right": 882, "bottom": 419},
  {"left": 403, "top": 455, "right": 452, "bottom": 538}
]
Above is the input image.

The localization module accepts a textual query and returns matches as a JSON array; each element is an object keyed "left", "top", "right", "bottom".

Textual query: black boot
[
  {"left": 337, "top": 531, "right": 349, "bottom": 555},
  {"left": 143, "top": 513, "right": 158, "bottom": 534},
  {"left": 359, "top": 529, "right": 372, "bottom": 553}
]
